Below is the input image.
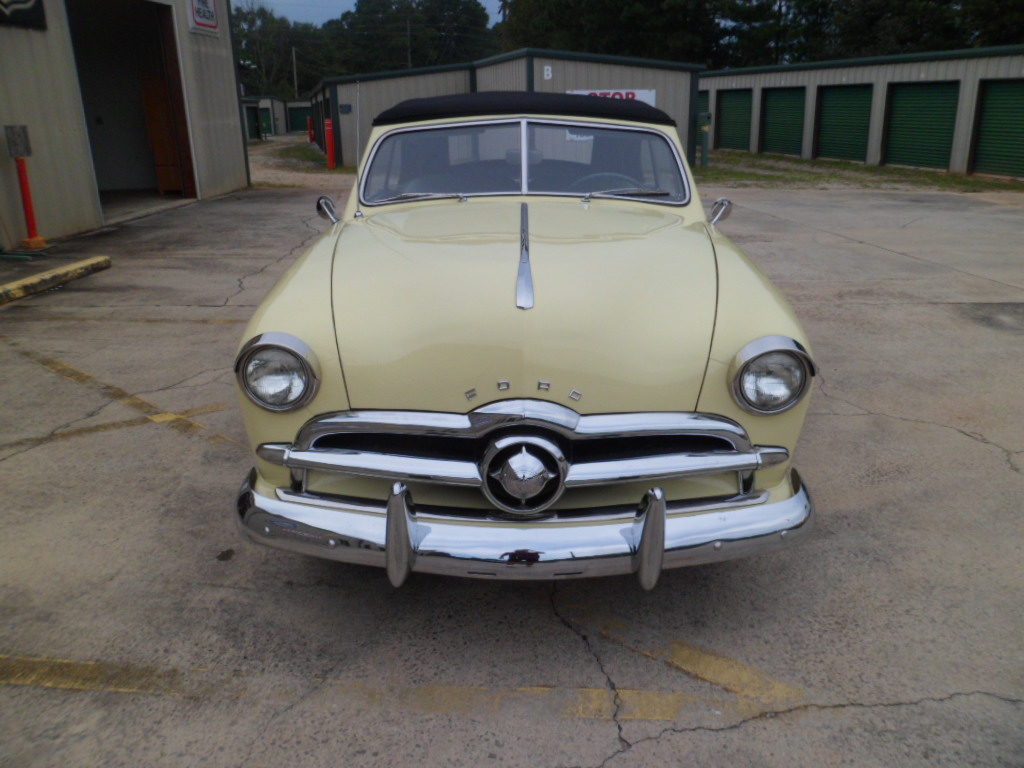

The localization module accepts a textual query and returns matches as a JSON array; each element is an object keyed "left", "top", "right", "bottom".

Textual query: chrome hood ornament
[{"left": 516, "top": 202, "right": 534, "bottom": 309}]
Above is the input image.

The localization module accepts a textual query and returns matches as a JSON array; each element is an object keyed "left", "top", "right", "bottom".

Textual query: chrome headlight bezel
[
  {"left": 730, "top": 336, "right": 816, "bottom": 415},
  {"left": 235, "top": 332, "right": 321, "bottom": 412}
]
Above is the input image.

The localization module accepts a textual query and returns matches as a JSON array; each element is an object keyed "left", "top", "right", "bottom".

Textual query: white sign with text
[{"left": 567, "top": 89, "right": 657, "bottom": 107}]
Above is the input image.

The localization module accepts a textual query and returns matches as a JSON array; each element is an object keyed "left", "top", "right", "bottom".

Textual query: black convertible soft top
[{"left": 373, "top": 91, "right": 676, "bottom": 127}]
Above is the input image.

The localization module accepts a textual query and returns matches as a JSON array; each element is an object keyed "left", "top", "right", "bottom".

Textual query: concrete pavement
[{"left": 1, "top": 184, "right": 1021, "bottom": 767}]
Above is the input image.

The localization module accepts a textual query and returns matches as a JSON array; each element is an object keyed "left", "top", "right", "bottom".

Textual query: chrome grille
[{"left": 257, "top": 399, "right": 788, "bottom": 518}]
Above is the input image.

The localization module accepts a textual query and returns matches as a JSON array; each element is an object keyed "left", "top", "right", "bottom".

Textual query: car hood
[{"left": 331, "top": 199, "right": 717, "bottom": 414}]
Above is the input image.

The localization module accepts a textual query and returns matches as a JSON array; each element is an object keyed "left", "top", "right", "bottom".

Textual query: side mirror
[
  {"left": 316, "top": 196, "right": 338, "bottom": 224},
  {"left": 710, "top": 197, "right": 732, "bottom": 226}
]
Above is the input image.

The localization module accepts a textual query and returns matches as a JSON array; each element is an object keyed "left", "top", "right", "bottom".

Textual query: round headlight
[
  {"left": 236, "top": 334, "right": 320, "bottom": 412},
  {"left": 731, "top": 337, "right": 815, "bottom": 415}
]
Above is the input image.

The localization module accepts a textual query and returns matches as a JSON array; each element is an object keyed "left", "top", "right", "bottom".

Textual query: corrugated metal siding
[
  {"left": 816, "top": 84, "right": 872, "bottom": 161},
  {"left": 337, "top": 70, "right": 472, "bottom": 167},
  {"left": 476, "top": 59, "right": 527, "bottom": 92},
  {"left": 0, "top": 2, "right": 101, "bottom": 250},
  {"left": 171, "top": 0, "right": 248, "bottom": 198},
  {"left": 885, "top": 81, "right": 960, "bottom": 168},
  {"left": 761, "top": 87, "right": 804, "bottom": 155},
  {"left": 973, "top": 79, "right": 1024, "bottom": 176},
  {"left": 717, "top": 89, "right": 752, "bottom": 150}
]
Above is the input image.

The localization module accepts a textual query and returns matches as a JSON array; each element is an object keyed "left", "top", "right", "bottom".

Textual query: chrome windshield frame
[{"left": 358, "top": 117, "right": 692, "bottom": 208}]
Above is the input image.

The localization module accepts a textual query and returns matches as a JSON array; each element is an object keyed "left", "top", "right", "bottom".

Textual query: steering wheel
[{"left": 568, "top": 172, "right": 640, "bottom": 192}]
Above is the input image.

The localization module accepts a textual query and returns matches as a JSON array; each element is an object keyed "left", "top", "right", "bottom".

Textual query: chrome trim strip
[
  {"left": 563, "top": 448, "right": 787, "bottom": 487},
  {"left": 276, "top": 487, "right": 770, "bottom": 524},
  {"left": 258, "top": 442, "right": 787, "bottom": 489},
  {"left": 235, "top": 469, "right": 813, "bottom": 584},
  {"left": 291, "top": 401, "right": 753, "bottom": 451},
  {"left": 262, "top": 445, "right": 482, "bottom": 486},
  {"left": 516, "top": 202, "right": 534, "bottom": 309}
]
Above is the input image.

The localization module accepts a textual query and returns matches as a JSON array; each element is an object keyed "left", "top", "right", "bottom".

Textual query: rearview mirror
[{"left": 316, "top": 196, "right": 338, "bottom": 224}]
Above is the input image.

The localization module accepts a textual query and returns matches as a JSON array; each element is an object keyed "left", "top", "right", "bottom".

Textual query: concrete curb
[{"left": 0, "top": 255, "right": 111, "bottom": 305}]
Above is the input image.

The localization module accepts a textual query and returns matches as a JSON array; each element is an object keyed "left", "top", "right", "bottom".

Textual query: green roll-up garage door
[
  {"left": 816, "top": 84, "right": 872, "bottom": 161},
  {"left": 259, "top": 108, "right": 273, "bottom": 137},
  {"left": 245, "top": 106, "right": 260, "bottom": 140},
  {"left": 717, "top": 89, "right": 752, "bottom": 150},
  {"left": 762, "top": 87, "right": 805, "bottom": 155},
  {"left": 973, "top": 79, "right": 1024, "bottom": 177},
  {"left": 288, "top": 106, "right": 312, "bottom": 133},
  {"left": 885, "top": 82, "right": 960, "bottom": 169}
]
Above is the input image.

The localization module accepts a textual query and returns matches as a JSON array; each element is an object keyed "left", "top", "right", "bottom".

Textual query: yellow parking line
[
  {"left": 0, "top": 654, "right": 182, "bottom": 697},
  {"left": 0, "top": 653, "right": 759, "bottom": 722},
  {"left": 6, "top": 346, "right": 244, "bottom": 448},
  {"left": 561, "top": 604, "right": 804, "bottom": 707}
]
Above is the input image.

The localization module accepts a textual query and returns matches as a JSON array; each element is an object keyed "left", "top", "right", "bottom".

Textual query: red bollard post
[
  {"left": 307, "top": 115, "right": 313, "bottom": 144},
  {"left": 325, "top": 118, "right": 335, "bottom": 170},
  {"left": 15, "top": 156, "right": 47, "bottom": 250}
]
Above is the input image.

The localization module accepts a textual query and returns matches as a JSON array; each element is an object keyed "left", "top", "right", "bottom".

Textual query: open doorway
[{"left": 66, "top": 0, "right": 196, "bottom": 223}]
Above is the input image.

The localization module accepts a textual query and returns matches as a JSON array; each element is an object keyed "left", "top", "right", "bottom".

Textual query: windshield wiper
[
  {"left": 371, "top": 192, "right": 468, "bottom": 204},
  {"left": 582, "top": 188, "right": 672, "bottom": 202}
]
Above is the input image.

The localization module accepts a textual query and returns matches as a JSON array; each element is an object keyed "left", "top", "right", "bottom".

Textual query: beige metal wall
[
  {"left": 531, "top": 57, "right": 695, "bottom": 152},
  {"left": 165, "top": 0, "right": 248, "bottom": 198},
  {"left": 0, "top": 2, "right": 101, "bottom": 251},
  {"left": 335, "top": 70, "right": 473, "bottom": 167},
  {"left": 0, "top": 0, "right": 247, "bottom": 251},
  {"left": 701, "top": 52, "right": 1024, "bottom": 171},
  {"left": 476, "top": 59, "right": 528, "bottom": 92}
]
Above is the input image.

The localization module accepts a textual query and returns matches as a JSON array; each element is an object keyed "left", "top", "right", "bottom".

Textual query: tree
[
  {"left": 499, "top": 0, "right": 724, "bottom": 66},
  {"left": 232, "top": 0, "right": 295, "bottom": 96}
]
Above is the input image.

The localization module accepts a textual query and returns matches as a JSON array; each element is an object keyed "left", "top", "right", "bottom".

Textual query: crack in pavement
[
  {"left": 223, "top": 215, "right": 324, "bottom": 307},
  {"left": 551, "top": 585, "right": 632, "bottom": 760},
  {"left": 0, "top": 338, "right": 245, "bottom": 456},
  {"left": 814, "top": 379, "right": 1024, "bottom": 476},
  {"left": 596, "top": 690, "right": 1024, "bottom": 766}
]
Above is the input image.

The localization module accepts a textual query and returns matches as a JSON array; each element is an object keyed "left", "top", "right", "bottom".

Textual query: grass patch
[
  {"left": 274, "top": 143, "right": 329, "bottom": 167},
  {"left": 693, "top": 150, "right": 1024, "bottom": 193}
]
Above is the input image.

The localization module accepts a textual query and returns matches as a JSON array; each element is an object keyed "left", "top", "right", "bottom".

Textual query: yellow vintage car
[{"left": 234, "top": 92, "right": 815, "bottom": 589}]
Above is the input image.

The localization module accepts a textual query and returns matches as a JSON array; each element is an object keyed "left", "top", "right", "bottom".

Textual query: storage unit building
[
  {"left": 700, "top": 45, "right": 1024, "bottom": 175},
  {"left": 0, "top": 0, "right": 248, "bottom": 252},
  {"left": 310, "top": 49, "right": 703, "bottom": 169}
]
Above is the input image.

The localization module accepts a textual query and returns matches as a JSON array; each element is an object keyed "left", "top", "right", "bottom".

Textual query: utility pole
[
  {"left": 406, "top": 16, "right": 412, "bottom": 69},
  {"left": 292, "top": 46, "right": 298, "bottom": 98}
]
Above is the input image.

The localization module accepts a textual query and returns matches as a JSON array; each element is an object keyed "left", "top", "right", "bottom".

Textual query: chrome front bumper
[{"left": 235, "top": 468, "right": 813, "bottom": 589}]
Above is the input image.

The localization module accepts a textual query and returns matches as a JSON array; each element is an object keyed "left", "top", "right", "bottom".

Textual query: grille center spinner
[{"left": 480, "top": 435, "right": 568, "bottom": 517}]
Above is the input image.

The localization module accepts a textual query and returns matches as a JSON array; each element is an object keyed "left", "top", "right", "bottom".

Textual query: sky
[{"left": 255, "top": 0, "right": 504, "bottom": 27}]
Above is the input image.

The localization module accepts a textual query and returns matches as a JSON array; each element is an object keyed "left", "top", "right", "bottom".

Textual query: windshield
[{"left": 361, "top": 119, "right": 689, "bottom": 205}]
